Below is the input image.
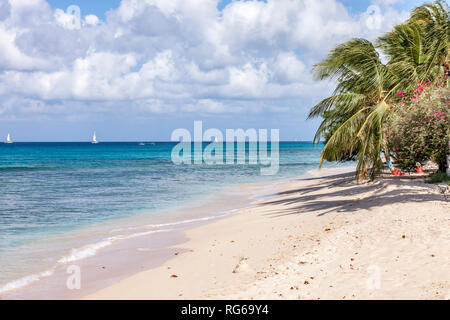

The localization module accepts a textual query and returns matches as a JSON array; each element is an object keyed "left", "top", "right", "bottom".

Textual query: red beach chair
[{"left": 391, "top": 168, "right": 405, "bottom": 176}]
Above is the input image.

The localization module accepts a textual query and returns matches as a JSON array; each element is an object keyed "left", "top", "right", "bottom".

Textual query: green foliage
[
  {"left": 320, "top": 111, "right": 358, "bottom": 161},
  {"left": 308, "top": 1, "right": 450, "bottom": 180},
  {"left": 386, "top": 83, "right": 450, "bottom": 172},
  {"left": 426, "top": 172, "right": 450, "bottom": 184},
  {"left": 308, "top": 38, "right": 395, "bottom": 180}
]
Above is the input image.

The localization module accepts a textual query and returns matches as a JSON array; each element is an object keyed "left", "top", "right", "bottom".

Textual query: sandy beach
[{"left": 85, "top": 167, "right": 449, "bottom": 300}]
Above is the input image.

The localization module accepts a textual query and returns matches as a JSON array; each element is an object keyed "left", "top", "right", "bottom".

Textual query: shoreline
[
  {"left": 86, "top": 166, "right": 449, "bottom": 300},
  {"left": 4, "top": 165, "right": 448, "bottom": 300},
  {"left": 0, "top": 183, "right": 258, "bottom": 299},
  {"left": 2, "top": 166, "right": 323, "bottom": 299}
]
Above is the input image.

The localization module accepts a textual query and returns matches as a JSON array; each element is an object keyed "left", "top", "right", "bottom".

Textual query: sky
[{"left": 0, "top": 0, "right": 428, "bottom": 141}]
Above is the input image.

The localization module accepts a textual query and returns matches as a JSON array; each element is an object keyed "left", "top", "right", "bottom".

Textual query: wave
[
  {"left": 0, "top": 200, "right": 244, "bottom": 295},
  {"left": 0, "top": 269, "right": 55, "bottom": 294},
  {"left": 57, "top": 228, "right": 174, "bottom": 264},
  {"left": 0, "top": 209, "right": 242, "bottom": 295},
  {"left": 0, "top": 173, "right": 302, "bottom": 296},
  {"left": 108, "top": 212, "right": 231, "bottom": 234},
  {"left": 57, "top": 239, "right": 114, "bottom": 264},
  {"left": 0, "top": 228, "right": 174, "bottom": 294}
]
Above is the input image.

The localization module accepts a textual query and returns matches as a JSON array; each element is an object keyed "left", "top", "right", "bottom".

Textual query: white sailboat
[
  {"left": 92, "top": 132, "right": 99, "bottom": 144},
  {"left": 6, "top": 133, "right": 13, "bottom": 144}
]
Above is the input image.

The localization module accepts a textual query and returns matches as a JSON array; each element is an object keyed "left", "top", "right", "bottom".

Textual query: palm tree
[
  {"left": 378, "top": 0, "right": 449, "bottom": 89},
  {"left": 410, "top": 0, "right": 450, "bottom": 76},
  {"left": 308, "top": 1, "right": 449, "bottom": 180},
  {"left": 309, "top": 39, "right": 396, "bottom": 180}
]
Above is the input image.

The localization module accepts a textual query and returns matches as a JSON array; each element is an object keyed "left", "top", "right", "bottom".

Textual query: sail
[
  {"left": 6, "top": 133, "right": 11, "bottom": 143},
  {"left": 92, "top": 132, "right": 98, "bottom": 143}
]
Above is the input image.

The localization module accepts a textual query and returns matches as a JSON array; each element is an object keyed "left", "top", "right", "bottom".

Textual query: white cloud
[
  {"left": 0, "top": 27, "right": 50, "bottom": 70},
  {"left": 84, "top": 14, "right": 100, "bottom": 26},
  {"left": 182, "top": 99, "right": 244, "bottom": 114},
  {"left": 0, "top": 0, "right": 412, "bottom": 119},
  {"left": 54, "top": 8, "right": 79, "bottom": 30},
  {"left": 272, "top": 52, "right": 306, "bottom": 84}
]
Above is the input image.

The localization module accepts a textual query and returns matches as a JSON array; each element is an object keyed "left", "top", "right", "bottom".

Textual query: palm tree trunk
[
  {"left": 445, "top": 141, "right": 449, "bottom": 174},
  {"left": 383, "top": 144, "right": 393, "bottom": 171}
]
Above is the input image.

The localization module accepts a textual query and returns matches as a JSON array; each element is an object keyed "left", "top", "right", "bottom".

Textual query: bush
[
  {"left": 386, "top": 80, "right": 450, "bottom": 172},
  {"left": 426, "top": 172, "right": 450, "bottom": 185}
]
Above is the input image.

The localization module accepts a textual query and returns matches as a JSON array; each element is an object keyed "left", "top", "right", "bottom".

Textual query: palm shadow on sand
[{"left": 259, "top": 171, "right": 446, "bottom": 218}]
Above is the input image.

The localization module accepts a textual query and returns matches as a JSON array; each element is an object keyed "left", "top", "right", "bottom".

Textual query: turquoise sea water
[{"left": 0, "top": 141, "right": 343, "bottom": 293}]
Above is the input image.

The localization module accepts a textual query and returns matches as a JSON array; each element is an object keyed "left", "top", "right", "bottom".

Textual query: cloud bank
[{"left": 0, "top": 0, "right": 410, "bottom": 121}]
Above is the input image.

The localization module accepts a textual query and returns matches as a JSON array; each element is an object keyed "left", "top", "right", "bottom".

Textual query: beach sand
[{"left": 85, "top": 167, "right": 449, "bottom": 300}]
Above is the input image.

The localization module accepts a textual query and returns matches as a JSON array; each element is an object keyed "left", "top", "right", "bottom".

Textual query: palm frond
[{"left": 307, "top": 1, "right": 449, "bottom": 180}]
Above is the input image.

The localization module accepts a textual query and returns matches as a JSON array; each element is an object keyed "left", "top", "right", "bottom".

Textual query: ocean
[{"left": 0, "top": 141, "right": 346, "bottom": 297}]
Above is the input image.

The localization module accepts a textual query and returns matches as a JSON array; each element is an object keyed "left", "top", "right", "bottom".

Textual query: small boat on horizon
[
  {"left": 5, "top": 133, "right": 13, "bottom": 144},
  {"left": 92, "top": 132, "right": 99, "bottom": 144}
]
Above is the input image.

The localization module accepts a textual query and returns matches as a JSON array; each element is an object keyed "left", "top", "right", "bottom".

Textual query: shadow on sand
[{"left": 259, "top": 171, "right": 446, "bottom": 218}]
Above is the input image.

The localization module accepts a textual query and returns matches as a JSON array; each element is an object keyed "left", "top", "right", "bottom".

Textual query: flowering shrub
[{"left": 385, "top": 80, "right": 450, "bottom": 172}]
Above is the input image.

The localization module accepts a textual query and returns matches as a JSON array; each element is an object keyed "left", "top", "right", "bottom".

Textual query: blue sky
[
  {"left": 0, "top": 0, "right": 428, "bottom": 141},
  {"left": 45, "top": 0, "right": 426, "bottom": 16},
  {"left": 46, "top": 0, "right": 122, "bottom": 19},
  {"left": 46, "top": 1, "right": 254, "bottom": 16}
]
